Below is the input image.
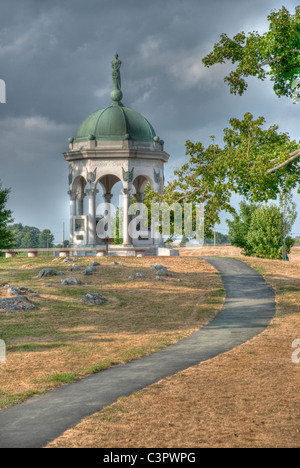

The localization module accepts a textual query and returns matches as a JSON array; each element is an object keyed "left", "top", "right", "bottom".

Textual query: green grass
[
  {"left": 47, "top": 373, "right": 79, "bottom": 384},
  {"left": 7, "top": 342, "right": 67, "bottom": 353},
  {"left": 0, "top": 390, "right": 44, "bottom": 407}
]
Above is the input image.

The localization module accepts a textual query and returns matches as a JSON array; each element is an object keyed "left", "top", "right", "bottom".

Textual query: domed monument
[{"left": 64, "top": 55, "right": 170, "bottom": 256}]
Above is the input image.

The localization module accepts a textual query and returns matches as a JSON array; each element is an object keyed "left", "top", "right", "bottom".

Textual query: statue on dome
[{"left": 112, "top": 54, "right": 122, "bottom": 91}]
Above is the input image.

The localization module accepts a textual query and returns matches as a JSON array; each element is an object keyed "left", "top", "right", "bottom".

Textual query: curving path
[{"left": 0, "top": 258, "right": 275, "bottom": 448}]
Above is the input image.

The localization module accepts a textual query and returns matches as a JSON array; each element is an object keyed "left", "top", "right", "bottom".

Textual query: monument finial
[{"left": 111, "top": 53, "right": 123, "bottom": 104}]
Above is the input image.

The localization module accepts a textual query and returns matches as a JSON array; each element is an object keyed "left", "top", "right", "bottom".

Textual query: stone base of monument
[
  {"left": 157, "top": 248, "right": 179, "bottom": 256},
  {"left": 144, "top": 247, "right": 179, "bottom": 257}
]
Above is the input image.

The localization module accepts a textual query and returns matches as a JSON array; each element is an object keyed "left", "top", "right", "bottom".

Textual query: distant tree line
[{"left": 6, "top": 223, "right": 68, "bottom": 249}]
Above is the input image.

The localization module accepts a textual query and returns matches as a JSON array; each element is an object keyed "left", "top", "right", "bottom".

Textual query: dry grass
[
  {"left": 46, "top": 256, "right": 300, "bottom": 449},
  {"left": 0, "top": 256, "right": 224, "bottom": 409}
]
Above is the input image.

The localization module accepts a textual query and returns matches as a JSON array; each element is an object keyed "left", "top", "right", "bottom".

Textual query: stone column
[
  {"left": 68, "top": 190, "right": 77, "bottom": 246},
  {"left": 121, "top": 188, "right": 132, "bottom": 246},
  {"left": 77, "top": 192, "right": 86, "bottom": 216},
  {"left": 86, "top": 188, "right": 98, "bottom": 246},
  {"left": 102, "top": 193, "right": 113, "bottom": 238}
]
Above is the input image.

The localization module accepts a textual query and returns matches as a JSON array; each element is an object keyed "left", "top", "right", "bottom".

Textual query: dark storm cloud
[{"left": 0, "top": 0, "right": 299, "bottom": 239}]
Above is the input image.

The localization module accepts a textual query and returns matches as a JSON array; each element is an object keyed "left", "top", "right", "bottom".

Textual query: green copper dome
[
  {"left": 75, "top": 103, "right": 157, "bottom": 142},
  {"left": 74, "top": 54, "right": 160, "bottom": 144}
]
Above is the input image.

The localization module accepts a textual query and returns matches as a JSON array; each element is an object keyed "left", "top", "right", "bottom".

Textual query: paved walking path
[{"left": 0, "top": 258, "right": 275, "bottom": 448}]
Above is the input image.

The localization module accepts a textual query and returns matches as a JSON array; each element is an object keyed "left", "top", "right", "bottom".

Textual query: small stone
[
  {"left": 82, "top": 266, "right": 96, "bottom": 275},
  {"left": 38, "top": 268, "right": 56, "bottom": 278},
  {"left": 7, "top": 286, "right": 23, "bottom": 296},
  {"left": 61, "top": 277, "right": 82, "bottom": 286},
  {"left": 156, "top": 276, "right": 164, "bottom": 281},
  {"left": 91, "top": 261, "right": 100, "bottom": 267},
  {"left": 156, "top": 268, "right": 168, "bottom": 277},
  {"left": 128, "top": 275, "right": 134, "bottom": 280},
  {"left": 56, "top": 271, "right": 65, "bottom": 276},
  {"left": 136, "top": 272, "right": 145, "bottom": 278},
  {"left": 82, "top": 293, "right": 107, "bottom": 305},
  {"left": 69, "top": 265, "right": 80, "bottom": 271}
]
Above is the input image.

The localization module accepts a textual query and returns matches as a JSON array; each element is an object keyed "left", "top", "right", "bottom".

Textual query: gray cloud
[{"left": 0, "top": 0, "right": 299, "bottom": 241}]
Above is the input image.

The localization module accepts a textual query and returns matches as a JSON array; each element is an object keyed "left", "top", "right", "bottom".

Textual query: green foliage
[
  {"left": 38, "top": 229, "right": 55, "bottom": 248},
  {"left": 247, "top": 203, "right": 294, "bottom": 259},
  {"left": 227, "top": 199, "right": 296, "bottom": 259},
  {"left": 294, "top": 236, "right": 300, "bottom": 245},
  {"left": 0, "top": 182, "right": 15, "bottom": 249},
  {"left": 145, "top": 136, "right": 235, "bottom": 238},
  {"left": 152, "top": 113, "right": 299, "bottom": 236},
  {"left": 205, "top": 231, "right": 230, "bottom": 245},
  {"left": 8, "top": 224, "right": 55, "bottom": 248},
  {"left": 202, "top": 6, "right": 300, "bottom": 99},
  {"left": 227, "top": 201, "right": 258, "bottom": 256}
]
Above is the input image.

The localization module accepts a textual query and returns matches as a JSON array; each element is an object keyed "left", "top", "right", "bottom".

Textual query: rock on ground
[
  {"left": 61, "top": 277, "right": 82, "bottom": 286},
  {"left": 38, "top": 268, "right": 56, "bottom": 278},
  {"left": 82, "top": 266, "right": 96, "bottom": 275},
  {"left": 82, "top": 293, "right": 107, "bottom": 305},
  {"left": 136, "top": 272, "right": 145, "bottom": 278}
]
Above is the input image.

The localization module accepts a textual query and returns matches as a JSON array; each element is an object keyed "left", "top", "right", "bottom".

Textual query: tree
[
  {"left": 20, "top": 231, "right": 38, "bottom": 249},
  {"left": 153, "top": 113, "right": 299, "bottom": 236},
  {"left": 227, "top": 200, "right": 296, "bottom": 259},
  {"left": 145, "top": 136, "right": 235, "bottom": 239},
  {"left": 279, "top": 188, "right": 297, "bottom": 260},
  {"left": 247, "top": 203, "right": 295, "bottom": 259},
  {"left": 0, "top": 183, "right": 15, "bottom": 249},
  {"left": 226, "top": 201, "right": 258, "bottom": 256},
  {"left": 205, "top": 231, "right": 230, "bottom": 245},
  {"left": 38, "top": 229, "right": 55, "bottom": 248},
  {"left": 221, "top": 112, "right": 300, "bottom": 198},
  {"left": 202, "top": 6, "right": 300, "bottom": 99},
  {"left": 294, "top": 236, "right": 300, "bottom": 245}
]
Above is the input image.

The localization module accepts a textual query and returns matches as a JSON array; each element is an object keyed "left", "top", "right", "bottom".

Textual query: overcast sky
[{"left": 0, "top": 0, "right": 299, "bottom": 242}]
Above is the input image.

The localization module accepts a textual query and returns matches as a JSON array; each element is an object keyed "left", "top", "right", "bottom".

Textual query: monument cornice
[{"left": 63, "top": 148, "right": 170, "bottom": 163}]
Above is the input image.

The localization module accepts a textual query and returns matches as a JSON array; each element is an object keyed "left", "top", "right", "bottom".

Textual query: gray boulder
[
  {"left": 38, "top": 268, "right": 56, "bottom": 278},
  {"left": 82, "top": 266, "right": 96, "bottom": 275},
  {"left": 156, "top": 268, "right": 168, "bottom": 276},
  {"left": 136, "top": 272, "right": 145, "bottom": 278},
  {"left": 61, "top": 277, "right": 82, "bottom": 286},
  {"left": 150, "top": 263, "right": 166, "bottom": 271},
  {"left": 82, "top": 293, "right": 107, "bottom": 305}
]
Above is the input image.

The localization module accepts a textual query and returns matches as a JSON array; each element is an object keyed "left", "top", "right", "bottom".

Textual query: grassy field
[
  {"left": 46, "top": 256, "right": 300, "bottom": 449},
  {"left": 0, "top": 255, "right": 224, "bottom": 409}
]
